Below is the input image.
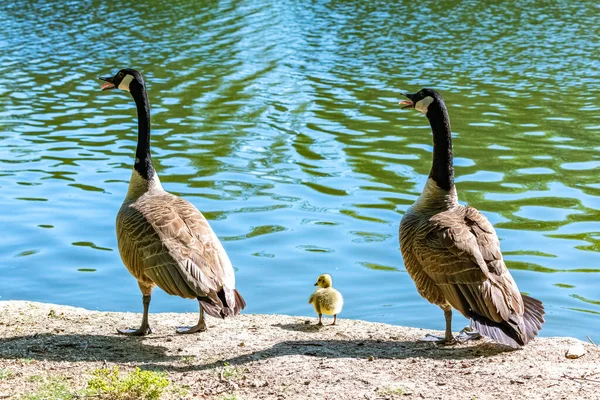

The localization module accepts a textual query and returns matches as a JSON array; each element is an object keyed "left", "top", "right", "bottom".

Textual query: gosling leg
[
  {"left": 118, "top": 294, "right": 154, "bottom": 336},
  {"left": 317, "top": 313, "right": 323, "bottom": 326},
  {"left": 176, "top": 301, "right": 207, "bottom": 334},
  {"left": 330, "top": 314, "right": 337, "bottom": 326}
]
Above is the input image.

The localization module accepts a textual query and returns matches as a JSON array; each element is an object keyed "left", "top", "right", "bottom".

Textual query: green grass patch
[
  {"left": 21, "top": 368, "right": 179, "bottom": 400},
  {"left": 0, "top": 368, "right": 14, "bottom": 380},
  {"left": 180, "top": 355, "right": 196, "bottom": 365},
  {"left": 21, "top": 377, "right": 75, "bottom": 400},
  {"left": 27, "top": 375, "right": 44, "bottom": 383},
  {"left": 87, "top": 366, "right": 169, "bottom": 400},
  {"left": 221, "top": 362, "right": 244, "bottom": 380},
  {"left": 219, "top": 395, "right": 242, "bottom": 400}
]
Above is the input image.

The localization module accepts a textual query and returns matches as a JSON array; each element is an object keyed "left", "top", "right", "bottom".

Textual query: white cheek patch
[
  {"left": 415, "top": 96, "right": 434, "bottom": 114},
  {"left": 118, "top": 74, "right": 134, "bottom": 91}
]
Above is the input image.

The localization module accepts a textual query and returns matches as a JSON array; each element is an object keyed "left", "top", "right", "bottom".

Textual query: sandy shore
[{"left": 0, "top": 301, "right": 598, "bottom": 399}]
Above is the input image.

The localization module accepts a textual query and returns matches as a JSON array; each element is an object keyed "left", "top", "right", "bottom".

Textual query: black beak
[
  {"left": 314, "top": 283, "right": 318, "bottom": 286},
  {"left": 399, "top": 92, "right": 415, "bottom": 109},
  {"left": 99, "top": 76, "right": 116, "bottom": 91}
]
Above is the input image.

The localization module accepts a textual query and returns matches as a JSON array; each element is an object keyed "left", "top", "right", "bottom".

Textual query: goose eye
[{"left": 118, "top": 72, "right": 124, "bottom": 78}]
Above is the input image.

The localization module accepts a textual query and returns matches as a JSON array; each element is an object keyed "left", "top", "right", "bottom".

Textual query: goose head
[
  {"left": 399, "top": 88, "right": 444, "bottom": 115},
  {"left": 99, "top": 68, "right": 145, "bottom": 93},
  {"left": 314, "top": 273, "right": 333, "bottom": 288}
]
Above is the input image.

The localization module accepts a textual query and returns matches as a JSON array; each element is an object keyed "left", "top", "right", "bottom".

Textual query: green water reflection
[{"left": 1, "top": 0, "right": 599, "bottom": 340}]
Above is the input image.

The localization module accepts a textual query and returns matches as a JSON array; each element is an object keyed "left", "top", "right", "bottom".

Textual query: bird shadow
[
  {"left": 145, "top": 323, "right": 517, "bottom": 373},
  {"left": 0, "top": 325, "right": 517, "bottom": 372},
  {"left": 273, "top": 322, "right": 329, "bottom": 332},
  {"left": 0, "top": 333, "right": 175, "bottom": 364}
]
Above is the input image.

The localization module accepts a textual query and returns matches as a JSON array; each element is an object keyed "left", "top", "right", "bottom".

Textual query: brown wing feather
[
  {"left": 117, "top": 192, "right": 244, "bottom": 317},
  {"left": 419, "top": 206, "right": 524, "bottom": 324},
  {"left": 400, "top": 212, "right": 447, "bottom": 306},
  {"left": 117, "top": 205, "right": 159, "bottom": 290}
]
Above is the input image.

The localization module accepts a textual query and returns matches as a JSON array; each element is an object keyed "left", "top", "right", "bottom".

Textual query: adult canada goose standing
[
  {"left": 398, "top": 88, "right": 545, "bottom": 347},
  {"left": 99, "top": 68, "right": 245, "bottom": 335}
]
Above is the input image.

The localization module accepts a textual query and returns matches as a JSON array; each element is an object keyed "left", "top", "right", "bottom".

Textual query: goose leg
[
  {"left": 118, "top": 294, "right": 154, "bottom": 336},
  {"left": 418, "top": 305, "right": 456, "bottom": 344},
  {"left": 317, "top": 313, "right": 323, "bottom": 326},
  {"left": 443, "top": 307, "right": 455, "bottom": 343},
  {"left": 176, "top": 301, "right": 207, "bottom": 334},
  {"left": 330, "top": 314, "right": 337, "bottom": 326}
]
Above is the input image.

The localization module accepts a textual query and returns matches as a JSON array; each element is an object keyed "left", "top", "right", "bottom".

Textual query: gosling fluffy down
[{"left": 309, "top": 274, "right": 343, "bottom": 325}]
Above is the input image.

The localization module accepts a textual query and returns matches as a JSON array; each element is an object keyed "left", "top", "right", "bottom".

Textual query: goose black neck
[
  {"left": 426, "top": 101, "right": 454, "bottom": 191},
  {"left": 130, "top": 80, "right": 154, "bottom": 181}
]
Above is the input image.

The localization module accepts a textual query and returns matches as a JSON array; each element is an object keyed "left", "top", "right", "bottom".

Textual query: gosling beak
[
  {"left": 314, "top": 282, "right": 318, "bottom": 286},
  {"left": 399, "top": 92, "right": 415, "bottom": 109},
  {"left": 99, "top": 76, "right": 116, "bottom": 91}
]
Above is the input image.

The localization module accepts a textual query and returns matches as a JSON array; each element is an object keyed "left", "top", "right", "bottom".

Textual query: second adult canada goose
[
  {"left": 398, "top": 88, "right": 545, "bottom": 347},
  {"left": 99, "top": 68, "right": 245, "bottom": 335}
]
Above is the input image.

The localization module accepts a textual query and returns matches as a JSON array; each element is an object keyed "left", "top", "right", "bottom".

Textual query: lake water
[{"left": 1, "top": 0, "right": 599, "bottom": 341}]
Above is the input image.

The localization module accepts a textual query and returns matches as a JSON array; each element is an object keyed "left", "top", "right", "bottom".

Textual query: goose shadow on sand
[
  {"left": 0, "top": 324, "right": 516, "bottom": 371},
  {"left": 146, "top": 322, "right": 517, "bottom": 373},
  {"left": 0, "top": 333, "right": 176, "bottom": 364}
]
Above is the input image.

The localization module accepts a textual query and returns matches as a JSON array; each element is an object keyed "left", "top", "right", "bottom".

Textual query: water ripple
[{"left": 0, "top": 0, "right": 599, "bottom": 339}]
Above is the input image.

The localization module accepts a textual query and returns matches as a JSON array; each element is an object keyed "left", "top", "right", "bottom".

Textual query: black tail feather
[
  {"left": 198, "top": 297, "right": 225, "bottom": 319},
  {"left": 521, "top": 294, "right": 545, "bottom": 340},
  {"left": 233, "top": 289, "right": 246, "bottom": 315},
  {"left": 197, "top": 288, "right": 246, "bottom": 319},
  {"left": 470, "top": 314, "right": 521, "bottom": 348},
  {"left": 471, "top": 294, "right": 545, "bottom": 348},
  {"left": 217, "top": 289, "right": 233, "bottom": 318}
]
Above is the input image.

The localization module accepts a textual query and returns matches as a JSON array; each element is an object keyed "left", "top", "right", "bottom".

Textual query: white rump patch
[
  {"left": 415, "top": 96, "right": 434, "bottom": 115},
  {"left": 118, "top": 74, "right": 134, "bottom": 91}
]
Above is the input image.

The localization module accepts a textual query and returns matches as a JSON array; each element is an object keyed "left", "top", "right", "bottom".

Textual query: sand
[{"left": 0, "top": 301, "right": 598, "bottom": 399}]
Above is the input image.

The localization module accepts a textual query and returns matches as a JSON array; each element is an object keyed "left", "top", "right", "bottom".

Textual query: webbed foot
[
  {"left": 176, "top": 323, "right": 207, "bottom": 334},
  {"left": 455, "top": 327, "right": 482, "bottom": 342},
  {"left": 117, "top": 326, "right": 154, "bottom": 336},
  {"left": 417, "top": 333, "right": 457, "bottom": 345}
]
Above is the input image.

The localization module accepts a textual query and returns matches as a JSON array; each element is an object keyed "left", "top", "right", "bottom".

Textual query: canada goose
[
  {"left": 99, "top": 68, "right": 245, "bottom": 336},
  {"left": 309, "top": 274, "right": 343, "bottom": 325},
  {"left": 398, "top": 89, "right": 545, "bottom": 347}
]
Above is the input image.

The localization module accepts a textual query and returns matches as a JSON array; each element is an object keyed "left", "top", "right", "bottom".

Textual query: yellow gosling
[{"left": 309, "top": 274, "right": 343, "bottom": 326}]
